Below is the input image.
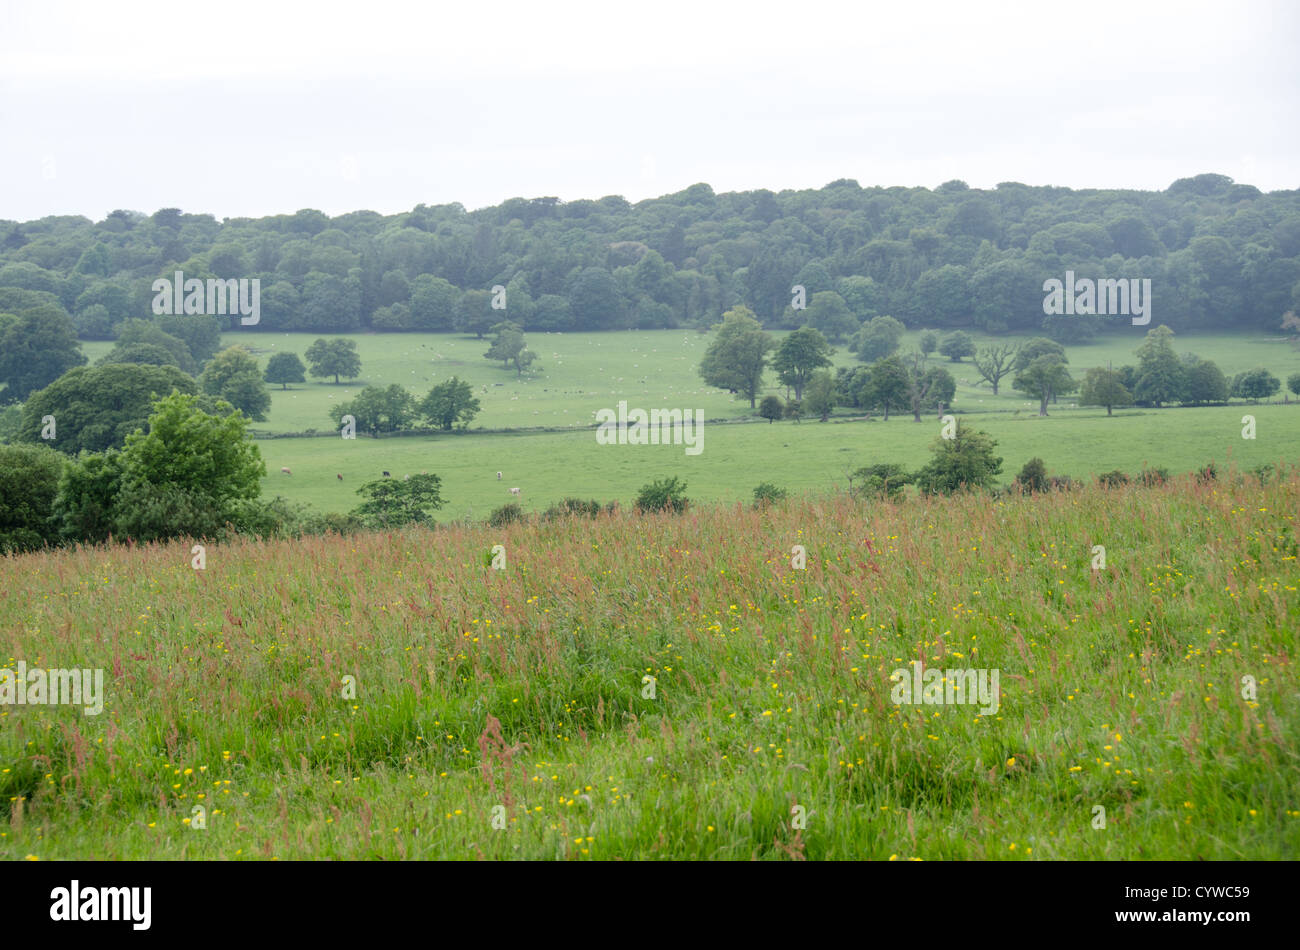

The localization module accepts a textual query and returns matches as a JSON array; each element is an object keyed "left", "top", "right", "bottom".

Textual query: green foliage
[
  {"left": 0, "top": 443, "right": 64, "bottom": 553},
  {"left": 1231, "top": 367, "right": 1281, "bottom": 402},
  {"left": 1013, "top": 354, "right": 1077, "bottom": 416},
  {"left": 918, "top": 330, "right": 939, "bottom": 357},
  {"left": 1079, "top": 367, "right": 1134, "bottom": 415},
  {"left": 351, "top": 473, "right": 446, "bottom": 528},
  {"left": 483, "top": 320, "right": 538, "bottom": 378},
  {"left": 1098, "top": 469, "right": 1130, "bottom": 487},
  {"left": 699, "top": 305, "right": 774, "bottom": 408},
  {"left": 542, "top": 497, "right": 604, "bottom": 520},
  {"left": 304, "top": 337, "right": 363, "bottom": 384},
  {"left": 1183, "top": 360, "right": 1229, "bottom": 406},
  {"left": 938, "top": 330, "right": 976, "bottom": 362},
  {"left": 1014, "top": 457, "right": 1050, "bottom": 493},
  {"left": 758, "top": 394, "right": 784, "bottom": 422},
  {"left": 1287, "top": 372, "right": 1300, "bottom": 397},
  {"left": 772, "top": 326, "right": 833, "bottom": 400},
  {"left": 96, "top": 342, "right": 184, "bottom": 369},
  {"left": 803, "top": 291, "right": 857, "bottom": 343},
  {"left": 1139, "top": 466, "right": 1170, "bottom": 487},
  {"left": 863, "top": 355, "right": 911, "bottom": 420},
  {"left": 329, "top": 384, "right": 416, "bottom": 436},
  {"left": 634, "top": 476, "right": 689, "bottom": 514},
  {"left": 1133, "top": 325, "right": 1186, "bottom": 407},
  {"left": 19, "top": 363, "right": 197, "bottom": 453},
  {"left": 488, "top": 501, "right": 525, "bottom": 527},
  {"left": 802, "top": 370, "right": 835, "bottom": 421},
  {"left": 111, "top": 319, "right": 196, "bottom": 374},
  {"left": 264, "top": 352, "right": 307, "bottom": 389},
  {"left": 912, "top": 421, "right": 1003, "bottom": 494},
  {"left": 90, "top": 391, "right": 267, "bottom": 542},
  {"left": 849, "top": 463, "right": 912, "bottom": 500},
  {"left": 419, "top": 376, "right": 481, "bottom": 430},
  {"left": 752, "top": 482, "right": 789, "bottom": 508},
  {"left": 0, "top": 305, "right": 87, "bottom": 404},
  {"left": 853, "top": 315, "right": 905, "bottom": 363},
  {"left": 200, "top": 345, "right": 270, "bottom": 420}
]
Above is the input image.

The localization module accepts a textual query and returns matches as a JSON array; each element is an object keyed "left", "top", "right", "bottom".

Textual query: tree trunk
[
  {"left": 1106, "top": 405, "right": 1112, "bottom": 416},
  {"left": 1039, "top": 395, "right": 1049, "bottom": 416}
]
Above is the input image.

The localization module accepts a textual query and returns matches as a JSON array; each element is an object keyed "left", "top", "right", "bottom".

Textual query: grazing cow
[
  {"left": 497, "top": 471, "right": 502, "bottom": 480},
  {"left": 281, "top": 467, "right": 291, "bottom": 475},
  {"left": 382, "top": 471, "right": 391, "bottom": 477},
  {"left": 509, "top": 487, "right": 521, "bottom": 496},
  {"left": 337, "top": 473, "right": 343, "bottom": 481}
]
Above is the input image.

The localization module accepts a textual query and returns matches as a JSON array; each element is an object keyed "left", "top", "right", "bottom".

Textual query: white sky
[{"left": 1, "top": 0, "right": 1296, "bottom": 221}]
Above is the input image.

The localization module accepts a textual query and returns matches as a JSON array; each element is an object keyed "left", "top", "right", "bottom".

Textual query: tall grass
[{"left": 1, "top": 468, "right": 1296, "bottom": 859}]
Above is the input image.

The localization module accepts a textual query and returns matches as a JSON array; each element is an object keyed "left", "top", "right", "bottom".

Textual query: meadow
[
  {"left": 80, "top": 327, "right": 1300, "bottom": 520},
  {"left": 2, "top": 471, "right": 1296, "bottom": 859}
]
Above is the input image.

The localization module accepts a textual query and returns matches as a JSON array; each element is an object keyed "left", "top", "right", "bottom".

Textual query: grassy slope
[{"left": 2, "top": 474, "right": 1296, "bottom": 859}]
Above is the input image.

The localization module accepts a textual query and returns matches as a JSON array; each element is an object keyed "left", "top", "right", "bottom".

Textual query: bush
[
  {"left": 1139, "top": 466, "right": 1169, "bottom": 487},
  {"left": 849, "top": 463, "right": 913, "bottom": 500},
  {"left": 1049, "top": 475, "right": 1076, "bottom": 492},
  {"left": 1098, "top": 470, "right": 1129, "bottom": 488},
  {"left": 752, "top": 482, "right": 789, "bottom": 508},
  {"left": 759, "top": 395, "right": 784, "bottom": 423},
  {"left": 1014, "top": 457, "right": 1049, "bottom": 493},
  {"left": 488, "top": 502, "right": 524, "bottom": 527},
  {"left": 1195, "top": 462, "right": 1218, "bottom": 483},
  {"left": 542, "top": 497, "right": 604, "bottom": 520},
  {"left": 635, "top": 476, "right": 689, "bottom": 514}
]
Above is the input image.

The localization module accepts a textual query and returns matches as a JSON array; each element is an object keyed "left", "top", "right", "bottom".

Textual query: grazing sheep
[
  {"left": 382, "top": 471, "right": 391, "bottom": 477},
  {"left": 497, "top": 471, "right": 502, "bottom": 480},
  {"left": 280, "top": 467, "right": 291, "bottom": 475},
  {"left": 404, "top": 474, "right": 410, "bottom": 481},
  {"left": 337, "top": 473, "right": 343, "bottom": 481},
  {"left": 509, "top": 487, "right": 521, "bottom": 496}
]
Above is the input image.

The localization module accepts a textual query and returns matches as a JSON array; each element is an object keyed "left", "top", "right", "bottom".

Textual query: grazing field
[
  {"left": 82, "top": 328, "right": 1300, "bottom": 518},
  {"left": 79, "top": 328, "right": 1300, "bottom": 437},
  {"left": 254, "top": 405, "right": 1300, "bottom": 520},
  {"left": 1, "top": 473, "right": 1296, "bottom": 859}
]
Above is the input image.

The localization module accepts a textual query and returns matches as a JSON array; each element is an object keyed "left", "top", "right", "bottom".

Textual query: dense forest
[{"left": 1, "top": 172, "right": 1298, "bottom": 345}]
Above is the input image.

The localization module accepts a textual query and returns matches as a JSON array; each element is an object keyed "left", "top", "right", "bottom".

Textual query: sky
[{"left": 1, "top": 0, "right": 1296, "bottom": 223}]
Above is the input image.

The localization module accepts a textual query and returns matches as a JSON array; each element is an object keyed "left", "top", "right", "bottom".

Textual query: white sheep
[
  {"left": 280, "top": 467, "right": 291, "bottom": 475},
  {"left": 509, "top": 487, "right": 521, "bottom": 496},
  {"left": 497, "top": 471, "right": 502, "bottom": 480}
]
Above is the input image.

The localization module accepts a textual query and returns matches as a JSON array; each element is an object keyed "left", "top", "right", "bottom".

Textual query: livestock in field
[
  {"left": 509, "top": 487, "right": 521, "bottom": 496},
  {"left": 281, "top": 467, "right": 291, "bottom": 475}
]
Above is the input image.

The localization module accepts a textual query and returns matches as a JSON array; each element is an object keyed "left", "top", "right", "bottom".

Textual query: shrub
[
  {"left": 488, "top": 502, "right": 524, "bottom": 527},
  {"left": 752, "top": 482, "right": 789, "bottom": 508},
  {"left": 1098, "top": 470, "right": 1129, "bottom": 488},
  {"left": 1049, "top": 475, "right": 1077, "bottom": 491},
  {"left": 1015, "top": 457, "right": 1049, "bottom": 493},
  {"left": 635, "top": 476, "right": 689, "bottom": 514},
  {"left": 542, "top": 497, "right": 604, "bottom": 520},
  {"left": 850, "top": 463, "right": 913, "bottom": 500},
  {"left": 758, "top": 395, "right": 784, "bottom": 423},
  {"left": 1196, "top": 462, "right": 1218, "bottom": 483},
  {"left": 1139, "top": 466, "right": 1169, "bottom": 487}
]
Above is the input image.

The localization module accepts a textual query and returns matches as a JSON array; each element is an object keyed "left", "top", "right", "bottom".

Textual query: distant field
[
  {"left": 78, "top": 327, "right": 1300, "bottom": 518},
  {"left": 255, "top": 405, "right": 1300, "bottom": 521},
  {"left": 79, "top": 327, "right": 1300, "bottom": 436}
]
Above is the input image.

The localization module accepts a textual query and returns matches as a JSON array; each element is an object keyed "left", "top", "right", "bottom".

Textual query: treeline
[{"left": 1, "top": 172, "right": 1298, "bottom": 344}]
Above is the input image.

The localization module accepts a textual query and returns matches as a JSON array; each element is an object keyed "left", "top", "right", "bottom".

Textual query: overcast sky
[{"left": 2, "top": 0, "right": 1296, "bottom": 222}]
